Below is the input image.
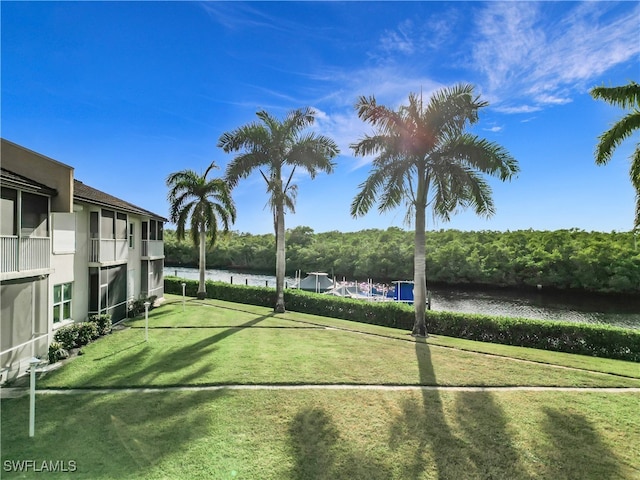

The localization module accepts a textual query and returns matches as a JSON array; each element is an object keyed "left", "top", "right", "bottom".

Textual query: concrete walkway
[{"left": 3, "top": 384, "right": 640, "bottom": 398}]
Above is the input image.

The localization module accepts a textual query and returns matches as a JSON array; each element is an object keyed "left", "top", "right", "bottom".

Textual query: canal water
[{"left": 166, "top": 267, "right": 640, "bottom": 330}]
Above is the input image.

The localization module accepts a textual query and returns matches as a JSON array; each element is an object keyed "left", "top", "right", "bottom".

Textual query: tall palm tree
[
  {"left": 590, "top": 81, "right": 640, "bottom": 227},
  {"left": 219, "top": 108, "right": 339, "bottom": 313},
  {"left": 351, "top": 84, "right": 519, "bottom": 336},
  {"left": 167, "top": 162, "right": 236, "bottom": 299}
]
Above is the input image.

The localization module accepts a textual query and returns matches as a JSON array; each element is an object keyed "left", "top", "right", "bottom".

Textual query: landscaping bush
[
  {"left": 53, "top": 324, "right": 79, "bottom": 350},
  {"left": 90, "top": 314, "right": 112, "bottom": 336},
  {"left": 48, "top": 341, "right": 69, "bottom": 364},
  {"left": 129, "top": 295, "right": 159, "bottom": 317},
  {"left": 164, "top": 277, "right": 640, "bottom": 362},
  {"left": 76, "top": 322, "right": 98, "bottom": 345},
  {"left": 52, "top": 316, "right": 110, "bottom": 354}
]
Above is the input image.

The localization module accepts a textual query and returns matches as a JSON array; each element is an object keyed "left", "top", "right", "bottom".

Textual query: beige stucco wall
[
  {"left": 72, "top": 203, "right": 90, "bottom": 322},
  {"left": 1, "top": 139, "right": 74, "bottom": 213}
]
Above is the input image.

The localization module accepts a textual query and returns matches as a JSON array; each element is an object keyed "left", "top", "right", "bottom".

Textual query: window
[
  {"left": 157, "top": 221, "right": 163, "bottom": 241},
  {"left": 90, "top": 211, "right": 99, "bottom": 239},
  {"left": 150, "top": 219, "right": 157, "bottom": 241},
  {"left": 129, "top": 223, "right": 135, "bottom": 249},
  {"left": 21, "top": 192, "right": 49, "bottom": 237},
  {"left": 53, "top": 282, "right": 72, "bottom": 323},
  {"left": 0, "top": 188, "right": 17, "bottom": 236},
  {"left": 116, "top": 212, "right": 127, "bottom": 240},
  {"left": 101, "top": 210, "right": 114, "bottom": 239}
]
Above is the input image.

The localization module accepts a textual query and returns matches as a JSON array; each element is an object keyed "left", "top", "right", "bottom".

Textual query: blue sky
[{"left": 2, "top": 1, "right": 639, "bottom": 234}]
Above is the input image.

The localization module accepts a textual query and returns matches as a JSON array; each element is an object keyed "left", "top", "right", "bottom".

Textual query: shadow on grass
[
  {"left": 93, "top": 340, "right": 146, "bottom": 361},
  {"left": 540, "top": 408, "right": 623, "bottom": 479},
  {"left": 1, "top": 390, "right": 223, "bottom": 478},
  {"left": 392, "top": 339, "right": 535, "bottom": 477},
  {"left": 288, "top": 407, "right": 392, "bottom": 480},
  {"left": 43, "top": 313, "right": 275, "bottom": 388},
  {"left": 388, "top": 338, "right": 624, "bottom": 479}
]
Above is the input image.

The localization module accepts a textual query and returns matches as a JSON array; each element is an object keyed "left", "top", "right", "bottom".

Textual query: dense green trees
[{"left": 164, "top": 227, "right": 640, "bottom": 294}]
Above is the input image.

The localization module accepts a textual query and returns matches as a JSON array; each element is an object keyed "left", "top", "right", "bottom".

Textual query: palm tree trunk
[
  {"left": 412, "top": 210, "right": 428, "bottom": 336},
  {"left": 198, "top": 229, "right": 207, "bottom": 299},
  {"left": 274, "top": 201, "right": 286, "bottom": 313},
  {"left": 412, "top": 175, "right": 428, "bottom": 337}
]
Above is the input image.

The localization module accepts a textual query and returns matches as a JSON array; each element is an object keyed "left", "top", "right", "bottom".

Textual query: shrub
[
  {"left": 54, "top": 322, "right": 99, "bottom": 350},
  {"left": 90, "top": 314, "right": 112, "bottom": 336},
  {"left": 129, "top": 295, "right": 159, "bottom": 317},
  {"left": 164, "top": 277, "right": 640, "bottom": 362},
  {"left": 76, "top": 322, "right": 98, "bottom": 346},
  {"left": 48, "top": 341, "right": 69, "bottom": 364},
  {"left": 53, "top": 324, "right": 79, "bottom": 350}
]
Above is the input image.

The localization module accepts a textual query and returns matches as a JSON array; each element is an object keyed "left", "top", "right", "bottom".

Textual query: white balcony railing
[
  {"left": 89, "top": 238, "right": 129, "bottom": 264},
  {"left": 1, "top": 236, "right": 50, "bottom": 274},
  {"left": 141, "top": 240, "right": 164, "bottom": 258}
]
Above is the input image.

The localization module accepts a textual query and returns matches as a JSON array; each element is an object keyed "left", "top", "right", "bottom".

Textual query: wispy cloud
[
  {"left": 375, "top": 7, "right": 461, "bottom": 61},
  {"left": 199, "top": 2, "right": 289, "bottom": 32},
  {"left": 472, "top": 2, "right": 640, "bottom": 112},
  {"left": 379, "top": 19, "right": 416, "bottom": 55}
]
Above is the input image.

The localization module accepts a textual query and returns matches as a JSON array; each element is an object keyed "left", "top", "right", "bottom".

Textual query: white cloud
[
  {"left": 494, "top": 105, "right": 542, "bottom": 114},
  {"left": 472, "top": 2, "right": 640, "bottom": 112},
  {"left": 379, "top": 20, "right": 415, "bottom": 55}
]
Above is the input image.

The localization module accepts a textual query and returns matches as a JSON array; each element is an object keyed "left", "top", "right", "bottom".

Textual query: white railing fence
[
  {"left": 1, "top": 236, "right": 50, "bottom": 273},
  {"left": 89, "top": 238, "right": 129, "bottom": 263}
]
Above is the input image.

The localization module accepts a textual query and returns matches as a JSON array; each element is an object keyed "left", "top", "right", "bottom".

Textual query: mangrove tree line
[{"left": 164, "top": 226, "right": 639, "bottom": 294}]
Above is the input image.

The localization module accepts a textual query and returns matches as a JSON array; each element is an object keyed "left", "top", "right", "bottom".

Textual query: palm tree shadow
[
  {"left": 453, "top": 391, "right": 531, "bottom": 479},
  {"left": 540, "top": 408, "right": 624, "bottom": 479},
  {"left": 389, "top": 338, "right": 532, "bottom": 478},
  {"left": 47, "top": 313, "right": 276, "bottom": 388},
  {"left": 288, "top": 406, "right": 392, "bottom": 480}
]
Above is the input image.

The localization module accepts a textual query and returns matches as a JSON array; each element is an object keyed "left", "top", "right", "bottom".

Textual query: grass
[{"left": 2, "top": 294, "right": 639, "bottom": 479}]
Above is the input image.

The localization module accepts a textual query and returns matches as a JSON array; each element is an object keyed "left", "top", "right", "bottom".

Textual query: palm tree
[
  {"left": 351, "top": 84, "right": 519, "bottom": 337},
  {"left": 166, "top": 162, "right": 236, "bottom": 299},
  {"left": 590, "top": 81, "right": 640, "bottom": 227},
  {"left": 219, "top": 108, "right": 339, "bottom": 313}
]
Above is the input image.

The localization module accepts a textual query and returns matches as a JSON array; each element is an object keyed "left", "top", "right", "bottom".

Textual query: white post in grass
[
  {"left": 144, "top": 301, "right": 151, "bottom": 342},
  {"left": 29, "top": 357, "right": 39, "bottom": 437},
  {"left": 181, "top": 283, "right": 186, "bottom": 312}
]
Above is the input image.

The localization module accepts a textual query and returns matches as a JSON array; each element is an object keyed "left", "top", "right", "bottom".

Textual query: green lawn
[{"left": 2, "top": 295, "right": 639, "bottom": 479}]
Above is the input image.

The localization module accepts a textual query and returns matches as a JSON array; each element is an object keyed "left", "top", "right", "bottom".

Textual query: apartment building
[{"left": 1, "top": 139, "right": 166, "bottom": 381}]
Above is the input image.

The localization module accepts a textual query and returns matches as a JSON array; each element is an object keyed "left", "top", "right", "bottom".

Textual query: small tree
[
  {"left": 167, "top": 162, "right": 236, "bottom": 299},
  {"left": 219, "top": 108, "right": 339, "bottom": 312}
]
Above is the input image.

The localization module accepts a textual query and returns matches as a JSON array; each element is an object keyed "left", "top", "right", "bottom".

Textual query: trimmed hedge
[{"left": 165, "top": 277, "right": 640, "bottom": 362}]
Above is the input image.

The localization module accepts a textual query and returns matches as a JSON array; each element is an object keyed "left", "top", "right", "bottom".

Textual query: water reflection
[
  {"left": 165, "top": 267, "right": 639, "bottom": 329},
  {"left": 431, "top": 287, "right": 640, "bottom": 329}
]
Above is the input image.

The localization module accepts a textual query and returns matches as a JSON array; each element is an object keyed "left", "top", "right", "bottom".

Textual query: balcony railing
[
  {"left": 89, "top": 238, "right": 129, "bottom": 264},
  {"left": 141, "top": 240, "right": 164, "bottom": 258},
  {"left": 1, "top": 236, "right": 50, "bottom": 274}
]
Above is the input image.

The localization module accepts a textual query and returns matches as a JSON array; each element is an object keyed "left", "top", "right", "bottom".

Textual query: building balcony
[
  {"left": 89, "top": 238, "right": 128, "bottom": 265},
  {"left": 141, "top": 240, "right": 164, "bottom": 259},
  {"left": 0, "top": 236, "right": 51, "bottom": 275}
]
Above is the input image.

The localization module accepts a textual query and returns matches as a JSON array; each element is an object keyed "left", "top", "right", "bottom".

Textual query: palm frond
[
  {"left": 595, "top": 111, "right": 640, "bottom": 165},
  {"left": 442, "top": 133, "right": 520, "bottom": 180},
  {"left": 590, "top": 81, "right": 640, "bottom": 110},
  {"left": 630, "top": 144, "right": 640, "bottom": 228},
  {"left": 351, "top": 167, "right": 388, "bottom": 217}
]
